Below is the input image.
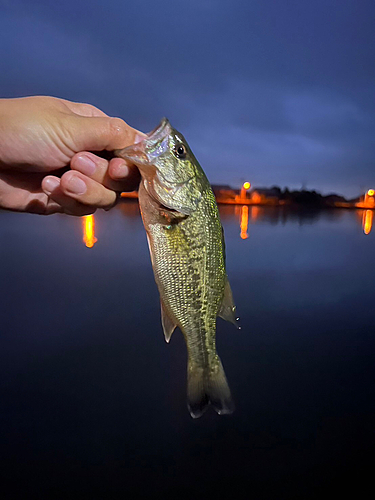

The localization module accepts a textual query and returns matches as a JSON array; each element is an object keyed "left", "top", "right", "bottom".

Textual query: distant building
[
  {"left": 250, "top": 187, "right": 281, "bottom": 205},
  {"left": 210, "top": 183, "right": 363, "bottom": 208},
  {"left": 212, "top": 184, "right": 237, "bottom": 200}
]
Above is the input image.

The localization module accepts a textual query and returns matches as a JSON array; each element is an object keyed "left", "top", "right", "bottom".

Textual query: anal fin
[
  {"left": 161, "top": 300, "right": 177, "bottom": 343},
  {"left": 218, "top": 278, "right": 240, "bottom": 329}
]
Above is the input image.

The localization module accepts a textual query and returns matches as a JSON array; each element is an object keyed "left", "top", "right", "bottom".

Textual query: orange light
[
  {"left": 240, "top": 205, "right": 249, "bottom": 240},
  {"left": 251, "top": 192, "right": 261, "bottom": 204},
  {"left": 367, "top": 189, "right": 374, "bottom": 196},
  {"left": 363, "top": 210, "right": 373, "bottom": 235},
  {"left": 243, "top": 182, "right": 251, "bottom": 190},
  {"left": 82, "top": 214, "right": 97, "bottom": 248}
]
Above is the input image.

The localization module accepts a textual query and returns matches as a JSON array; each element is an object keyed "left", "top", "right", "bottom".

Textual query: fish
[{"left": 115, "top": 118, "right": 239, "bottom": 418}]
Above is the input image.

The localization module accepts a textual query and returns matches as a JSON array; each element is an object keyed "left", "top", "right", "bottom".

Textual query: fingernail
[
  {"left": 66, "top": 174, "right": 87, "bottom": 195},
  {"left": 76, "top": 154, "right": 96, "bottom": 175},
  {"left": 43, "top": 177, "right": 60, "bottom": 195},
  {"left": 113, "top": 163, "right": 130, "bottom": 178}
]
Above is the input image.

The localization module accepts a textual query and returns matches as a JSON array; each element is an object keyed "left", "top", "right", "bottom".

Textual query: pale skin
[{"left": 0, "top": 96, "right": 144, "bottom": 215}]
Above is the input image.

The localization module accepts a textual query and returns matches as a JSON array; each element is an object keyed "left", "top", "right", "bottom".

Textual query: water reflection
[
  {"left": 219, "top": 204, "right": 346, "bottom": 225},
  {"left": 82, "top": 202, "right": 375, "bottom": 246},
  {"left": 1, "top": 199, "right": 375, "bottom": 499},
  {"left": 362, "top": 209, "right": 373, "bottom": 235},
  {"left": 79, "top": 204, "right": 375, "bottom": 250},
  {"left": 250, "top": 205, "right": 261, "bottom": 222},
  {"left": 240, "top": 206, "right": 248, "bottom": 240},
  {"left": 216, "top": 203, "right": 375, "bottom": 237},
  {"left": 82, "top": 214, "right": 97, "bottom": 248}
]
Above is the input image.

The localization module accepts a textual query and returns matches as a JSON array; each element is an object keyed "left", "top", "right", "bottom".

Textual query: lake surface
[{"left": 1, "top": 202, "right": 374, "bottom": 499}]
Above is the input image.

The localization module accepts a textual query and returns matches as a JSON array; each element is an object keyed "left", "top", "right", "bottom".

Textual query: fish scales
[
  {"left": 146, "top": 185, "right": 224, "bottom": 367},
  {"left": 115, "top": 118, "right": 238, "bottom": 418}
]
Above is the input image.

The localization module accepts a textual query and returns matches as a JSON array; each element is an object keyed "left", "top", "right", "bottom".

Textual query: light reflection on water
[
  {"left": 82, "top": 214, "right": 97, "bottom": 248},
  {"left": 362, "top": 209, "right": 373, "bottom": 234},
  {"left": 239, "top": 205, "right": 249, "bottom": 240},
  {"left": 80, "top": 202, "right": 374, "bottom": 251},
  {"left": 1, "top": 201, "right": 374, "bottom": 498}
]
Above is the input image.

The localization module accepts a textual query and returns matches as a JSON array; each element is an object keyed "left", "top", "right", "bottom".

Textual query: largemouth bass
[{"left": 115, "top": 119, "right": 239, "bottom": 418}]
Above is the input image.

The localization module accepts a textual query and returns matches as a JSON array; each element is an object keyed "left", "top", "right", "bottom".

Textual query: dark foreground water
[{"left": 1, "top": 202, "right": 374, "bottom": 499}]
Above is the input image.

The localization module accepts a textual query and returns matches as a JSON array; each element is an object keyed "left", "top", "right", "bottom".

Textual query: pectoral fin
[
  {"left": 218, "top": 279, "right": 240, "bottom": 329},
  {"left": 161, "top": 300, "right": 177, "bottom": 343}
]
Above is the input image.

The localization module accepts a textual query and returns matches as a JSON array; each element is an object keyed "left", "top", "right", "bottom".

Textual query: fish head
[{"left": 115, "top": 118, "right": 205, "bottom": 215}]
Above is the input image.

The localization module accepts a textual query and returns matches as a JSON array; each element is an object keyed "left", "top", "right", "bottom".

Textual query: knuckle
[
  {"left": 108, "top": 118, "right": 130, "bottom": 148},
  {"left": 109, "top": 117, "right": 127, "bottom": 135},
  {"left": 80, "top": 103, "right": 103, "bottom": 117}
]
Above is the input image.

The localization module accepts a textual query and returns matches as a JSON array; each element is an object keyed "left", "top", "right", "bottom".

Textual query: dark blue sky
[{"left": 1, "top": 0, "right": 374, "bottom": 197}]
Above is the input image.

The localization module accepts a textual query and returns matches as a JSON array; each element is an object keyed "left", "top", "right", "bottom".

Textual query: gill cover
[{"left": 115, "top": 118, "right": 202, "bottom": 215}]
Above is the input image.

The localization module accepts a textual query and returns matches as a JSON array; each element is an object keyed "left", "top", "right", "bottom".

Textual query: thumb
[{"left": 65, "top": 115, "right": 140, "bottom": 153}]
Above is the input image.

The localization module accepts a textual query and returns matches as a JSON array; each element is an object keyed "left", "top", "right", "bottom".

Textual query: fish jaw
[
  {"left": 115, "top": 118, "right": 179, "bottom": 188},
  {"left": 146, "top": 117, "right": 172, "bottom": 143},
  {"left": 114, "top": 141, "right": 152, "bottom": 175},
  {"left": 114, "top": 117, "right": 172, "bottom": 169}
]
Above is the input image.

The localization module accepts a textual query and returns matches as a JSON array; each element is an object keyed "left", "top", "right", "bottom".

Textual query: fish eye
[{"left": 173, "top": 144, "right": 187, "bottom": 159}]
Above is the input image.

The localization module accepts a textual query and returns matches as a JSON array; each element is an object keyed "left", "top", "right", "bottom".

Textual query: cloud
[{"left": 1, "top": 0, "right": 374, "bottom": 197}]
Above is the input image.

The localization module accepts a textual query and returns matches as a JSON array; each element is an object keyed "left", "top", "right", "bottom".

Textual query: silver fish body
[{"left": 115, "top": 119, "right": 239, "bottom": 417}]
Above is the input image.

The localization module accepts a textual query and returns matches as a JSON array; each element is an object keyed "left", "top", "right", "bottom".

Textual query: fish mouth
[
  {"left": 114, "top": 142, "right": 148, "bottom": 167},
  {"left": 146, "top": 117, "right": 171, "bottom": 141},
  {"left": 114, "top": 118, "right": 172, "bottom": 168}
]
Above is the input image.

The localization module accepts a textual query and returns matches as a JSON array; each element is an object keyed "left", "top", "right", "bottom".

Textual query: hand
[{"left": 0, "top": 96, "right": 143, "bottom": 215}]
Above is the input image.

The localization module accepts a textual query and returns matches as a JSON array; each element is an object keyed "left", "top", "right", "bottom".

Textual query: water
[{"left": 0, "top": 202, "right": 374, "bottom": 499}]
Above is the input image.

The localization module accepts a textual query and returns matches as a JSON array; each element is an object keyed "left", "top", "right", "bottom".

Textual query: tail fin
[{"left": 187, "top": 357, "right": 234, "bottom": 418}]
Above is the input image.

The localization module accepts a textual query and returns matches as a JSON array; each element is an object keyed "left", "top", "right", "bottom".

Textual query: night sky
[{"left": 1, "top": 0, "right": 374, "bottom": 198}]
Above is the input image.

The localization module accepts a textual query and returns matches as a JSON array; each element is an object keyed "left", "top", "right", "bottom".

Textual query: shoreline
[{"left": 120, "top": 192, "right": 375, "bottom": 210}]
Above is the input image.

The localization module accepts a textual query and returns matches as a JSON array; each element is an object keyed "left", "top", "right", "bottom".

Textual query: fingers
[
  {"left": 70, "top": 152, "right": 141, "bottom": 192},
  {"left": 42, "top": 171, "right": 115, "bottom": 215},
  {"left": 108, "top": 157, "right": 141, "bottom": 190},
  {"left": 42, "top": 176, "right": 96, "bottom": 215},
  {"left": 42, "top": 150, "right": 141, "bottom": 215}
]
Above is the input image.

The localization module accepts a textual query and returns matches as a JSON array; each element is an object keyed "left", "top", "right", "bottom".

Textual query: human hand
[{"left": 0, "top": 96, "right": 143, "bottom": 215}]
